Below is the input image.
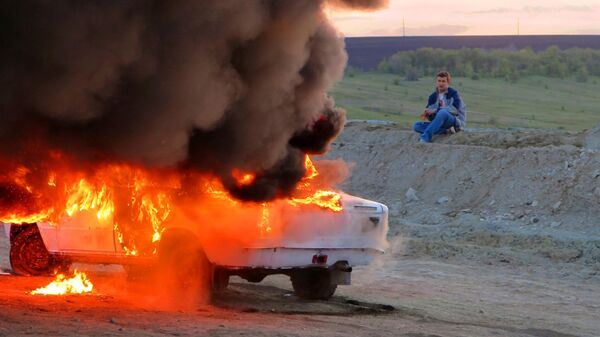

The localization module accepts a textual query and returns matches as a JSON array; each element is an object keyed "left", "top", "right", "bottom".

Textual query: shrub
[
  {"left": 405, "top": 68, "right": 419, "bottom": 81},
  {"left": 508, "top": 70, "right": 520, "bottom": 83},
  {"left": 377, "top": 46, "right": 600, "bottom": 79},
  {"left": 575, "top": 66, "right": 589, "bottom": 83}
]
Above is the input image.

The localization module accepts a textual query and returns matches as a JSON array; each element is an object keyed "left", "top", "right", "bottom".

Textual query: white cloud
[{"left": 471, "top": 5, "right": 592, "bottom": 15}]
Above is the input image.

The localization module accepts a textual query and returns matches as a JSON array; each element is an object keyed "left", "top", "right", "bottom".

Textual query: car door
[{"left": 57, "top": 211, "right": 116, "bottom": 254}]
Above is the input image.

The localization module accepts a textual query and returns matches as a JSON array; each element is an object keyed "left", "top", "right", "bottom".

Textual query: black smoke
[{"left": 0, "top": 0, "right": 387, "bottom": 202}]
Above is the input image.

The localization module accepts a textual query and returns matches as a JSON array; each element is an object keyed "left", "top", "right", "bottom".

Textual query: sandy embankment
[{"left": 327, "top": 122, "right": 599, "bottom": 269}]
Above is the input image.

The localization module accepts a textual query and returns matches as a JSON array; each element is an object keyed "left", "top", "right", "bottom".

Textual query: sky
[{"left": 328, "top": 0, "right": 600, "bottom": 36}]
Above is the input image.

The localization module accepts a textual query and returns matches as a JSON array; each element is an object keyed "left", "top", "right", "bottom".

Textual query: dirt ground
[{"left": 1, "top": 123, "right": 599, "bottom": 337}]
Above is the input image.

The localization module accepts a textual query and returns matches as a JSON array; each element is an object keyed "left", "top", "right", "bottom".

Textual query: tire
[
  {"left": 159, "top": 237, "right": 214, "bottom": 303},
  {"left": 212, "top": 268, "right": 229, "bottom": 292},
  {"left": 291, "top": 269, "right": 337, "bottom": 300},
  {"left": 9, "top": 225, "right": 67, "bottom": 276},
  {"left": 123, "top": 265, "right": 151, "bottom": 281}
]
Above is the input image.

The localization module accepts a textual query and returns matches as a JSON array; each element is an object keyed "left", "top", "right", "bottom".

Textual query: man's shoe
[{"left": 447, "top": 126, "right": 456, "bottom": 134}]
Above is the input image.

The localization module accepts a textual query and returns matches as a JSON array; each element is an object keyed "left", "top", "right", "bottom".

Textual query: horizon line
[{"left": 344, "top": 33, "right": 600, "bottom": 39}]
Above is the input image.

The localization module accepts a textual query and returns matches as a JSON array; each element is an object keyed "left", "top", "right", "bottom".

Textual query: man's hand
[{"left": 420, "top": 109, "right": 435, "bottom": 120}]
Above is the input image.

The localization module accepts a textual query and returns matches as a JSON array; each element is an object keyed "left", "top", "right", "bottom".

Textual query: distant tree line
[{"left": 377, "top": 46, "right": 600, "bottom": 82}]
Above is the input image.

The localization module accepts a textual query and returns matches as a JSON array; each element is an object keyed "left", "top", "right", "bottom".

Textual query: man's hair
[{"left": 436, "top": 71, "right": 451, "bottom": 83}]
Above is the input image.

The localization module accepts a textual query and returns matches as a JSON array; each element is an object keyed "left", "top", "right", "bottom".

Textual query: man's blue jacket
[{"left": 426, "top": 87, "right": 467, "bottom": 129}]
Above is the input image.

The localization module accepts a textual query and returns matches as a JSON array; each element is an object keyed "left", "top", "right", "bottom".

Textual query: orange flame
[
  {"left": 232, "top": 169, "right": 256, "bottom": 187},
  {"left": 0, "top": 153, "right": 344, "bottom": 254},
  {"left": 30, "top": 270, "right": 93, "bottom": 295},
  {"left": 289, "top": 190, "right": 343, "bottom": 212},
  {"left": 287, "top": 155, "right": 343, "bottom": 212},
  {"left": 114, "top": 223, "right": 138, "bottom": 256},
  {"left": 258, "top": 203, "right": 272, "bottom": 234},
  {"left": 139, "top": 193, "right": 170, "bottom": 243},
  {"left": 65, "top": 179, "right": 115, "bottom": 221},
  {"left": 303, "top": 156, "right": 318, "bottom": 181},
  {"left": 0, "top": 209, "right": 55, "bottom": 225}
]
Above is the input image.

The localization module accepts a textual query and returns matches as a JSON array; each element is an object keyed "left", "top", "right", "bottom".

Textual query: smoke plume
[{"left": 0, "top": 0, "right": 385, "bottom": 201}]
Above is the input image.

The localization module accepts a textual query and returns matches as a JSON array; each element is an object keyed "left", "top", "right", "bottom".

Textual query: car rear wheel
[
  {"left": 123, "top": 264, "right": 152, "bottom": 281},
  {"left": 291, "top": 268, "right": 337, "bottom": 300},
  {"left": 10, "top": 225, "right": 69, "bottom": 276},
  {"left": 159, "top": 236, "right": 214, "bottom": 304},
  {"left": 212, "top": 268, "right": 230, "bottom": 292}
]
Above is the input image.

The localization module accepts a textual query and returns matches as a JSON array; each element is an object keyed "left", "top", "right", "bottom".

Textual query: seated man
[{"left": 413, "top": 71, "right": 467, "bottom": 143}]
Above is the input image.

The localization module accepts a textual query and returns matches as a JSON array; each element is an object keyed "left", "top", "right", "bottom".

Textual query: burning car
[
  {"left": 2, "top": 158, "right": 388, "bottom": 300},
  {"left": 0, "top": 0, "right": 391, "bottom": 302}
]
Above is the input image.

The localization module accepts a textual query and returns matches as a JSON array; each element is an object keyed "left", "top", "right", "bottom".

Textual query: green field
[{"left": 330, "top": 72, "right": 600, "bottom": 131}]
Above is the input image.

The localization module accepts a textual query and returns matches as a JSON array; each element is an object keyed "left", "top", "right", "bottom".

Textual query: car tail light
[{"left": 312, "top": 254, "right": 328, "bottom": 264}]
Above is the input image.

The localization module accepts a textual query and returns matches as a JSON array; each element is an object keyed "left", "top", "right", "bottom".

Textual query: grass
[{"left": 330, "top": 72, "right": 600, "bottom": 131}]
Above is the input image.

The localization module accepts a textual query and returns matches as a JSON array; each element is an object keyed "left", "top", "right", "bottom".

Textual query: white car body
[
  {"left": 4, "top": 194, "right": 388, "bottom": 299},
  {"left": 3, "top": 193, "right": 388, "bottom": 274}
]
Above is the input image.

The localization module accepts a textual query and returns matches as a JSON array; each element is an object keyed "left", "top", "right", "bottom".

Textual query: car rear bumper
[{"left": 214, "top": 246, "right": 384, "bottom": 269}]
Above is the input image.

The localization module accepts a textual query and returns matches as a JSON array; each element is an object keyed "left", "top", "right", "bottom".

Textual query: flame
[
  {"left": 289, "top": 190, "right": 343, "bottom": 212},
  {"left": 258, "top": 203, "right": 272, "bottom": 234},
  {"left": 12, "top": 166, "right": 34, "bottom": 192},
  {"left": 232, "top": 169, "right": 255, "bottom": 187},
  {"left": 47, "top": 173, "right": 56, "bottom": 187},
  {"left": 0, "top": 153, "right": 344, "bottom": 254},
  {"left": 0, "top": 209, "right": 54, "bottom": 225},
  {"left": 30, "top": 270, "right": 93, "bottom": 295},
  {"left": 65, "top": 179, "right": 114, "bottom": 221},
  {"left": 114, "top": 224, "right": 138, "bottom": 256},
  {"left": 206, "top": 184, "right": 238, "bottom": 205},
  {"left": 138, "top": 193, "right": 170, "bottom": 243},
  {"left": 303, "top": 156, "right": 318, "bottom": 181},
  {"left": 286, "top": 155, "right": 343, "bottom": 212}
]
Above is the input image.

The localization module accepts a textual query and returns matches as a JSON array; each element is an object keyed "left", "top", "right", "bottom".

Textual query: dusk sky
[{"left": 328, "top": 0, "right": 600, "bottom": 37}]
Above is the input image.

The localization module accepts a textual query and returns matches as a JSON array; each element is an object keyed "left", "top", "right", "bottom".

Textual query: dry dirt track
[
  {"left": 1, "top": 235, "right": 598, "bottom": 337},
  {"left": 1, "top": 124, "right": 599, "bottom": 337}
]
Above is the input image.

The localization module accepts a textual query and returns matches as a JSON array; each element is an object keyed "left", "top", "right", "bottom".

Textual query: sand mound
[
  {"left": 325, "top": 121, "right": 600, "bottom": 270},
  {"left": 585, "top": 123, "right": 600, "bottom": 151}
]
